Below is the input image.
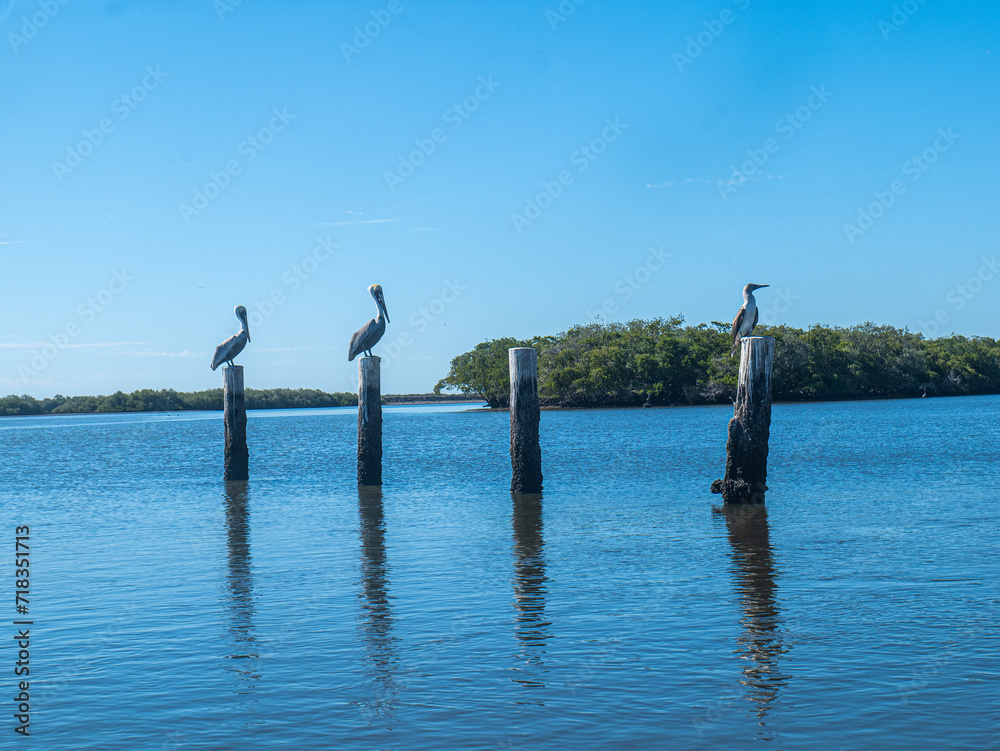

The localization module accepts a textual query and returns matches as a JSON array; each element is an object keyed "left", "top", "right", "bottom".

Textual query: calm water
[{"left": 1, "top": 397, "right": 997, "bottom": 750}]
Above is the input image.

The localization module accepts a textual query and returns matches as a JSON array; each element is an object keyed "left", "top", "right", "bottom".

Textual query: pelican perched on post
[
  {"left": 349, "top": 284, "right": 389, "bottom": 361},
  {"left": 210, "top": 305, "right": 250, "bottom": 370},
  {"left": 730, "top": 283, "right": 769, "bottom": 357}
]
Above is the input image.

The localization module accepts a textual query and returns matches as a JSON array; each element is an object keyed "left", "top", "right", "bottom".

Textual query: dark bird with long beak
[
  {"left": 730, "top": 283, "right": 769, "bottom": 357},
  {"left": 349, "top": 284, "right": 390, "bottom": 361},
  {"left": 210, "top": 305, "right": 251, "bottom": 370}
]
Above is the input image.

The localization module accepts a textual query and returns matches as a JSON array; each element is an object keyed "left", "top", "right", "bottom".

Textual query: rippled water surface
[{"left": 2, "top": 397, "right": 998, "bottom": 749}]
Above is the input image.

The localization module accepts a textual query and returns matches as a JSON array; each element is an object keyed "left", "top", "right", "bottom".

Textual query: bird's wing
[
  {"left": 752, "top": 307, "right": 759, "bottom": 330},
  {"left": 731, "top": 306, "right": 745, "bottom": 338},
  {"left": 349, "top": 317, "right": 388, "bottom": 361},
  {"left": 349, "top": 319, "right": 374, "bottom": 361},
  {"left": 211, "top": 333, "right": 237, "bottom": 370},
  {"left": 211, "top": 331, "right": 247, "bottom": 370}
]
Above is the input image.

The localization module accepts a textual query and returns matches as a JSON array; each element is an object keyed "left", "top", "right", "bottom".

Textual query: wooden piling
[
  {"left": 711, "top": 336, "right": 775, "bottom": 504},
  {"left": 223, "top": 366, "right": 249, "bottom": 481},
  {"left": 358, "top": 356, "right": 382, "bottom": 486},
  {"left": 509, "top": 347, "right": 542, "bottom": 494}
]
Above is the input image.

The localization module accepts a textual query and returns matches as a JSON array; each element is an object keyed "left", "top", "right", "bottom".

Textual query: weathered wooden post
[
  {"left": 509, "top": 347, "right": 542, "bottom": 494},
  {"left": 358, "top": 356, "right": 382, "bottom": 486},
  {"left": 711, "top": 336, "right": 775, "bottom": 504},
  {"left": 223, "top": 365, "right": 249, "bottom": 481}
]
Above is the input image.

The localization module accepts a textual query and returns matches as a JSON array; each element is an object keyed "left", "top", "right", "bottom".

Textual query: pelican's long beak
[
  {"left": 752, "top": 284, "right": 769, "bottom": 290},
  {"left": 377, "top": 289, "right": 389, "bottom": 323}
]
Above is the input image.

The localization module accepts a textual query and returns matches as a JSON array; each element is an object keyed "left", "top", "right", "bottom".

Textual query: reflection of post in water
[
  {"left": 511, "top": 492, "right": 550, "bottom": 687},
  {"left": 357, "top": 485, "right": 398, "bottom": 715},
  {"left": 223, "top": 480, "right": 260, "bottom": 692},
  {"left": 723, "top": 503, "right": 789, "bottom": 726}
]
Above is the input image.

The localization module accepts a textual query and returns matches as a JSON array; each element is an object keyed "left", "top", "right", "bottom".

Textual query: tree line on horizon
[
  {"left": 433, "top": 317, "right": 1000, "bottom": 408},
  {"left": 0, "top": 388, "right": 357, "bottom": 416}
]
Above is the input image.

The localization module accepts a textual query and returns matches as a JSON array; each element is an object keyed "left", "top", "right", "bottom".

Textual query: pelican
[
  {"left": 349, "top": 284, "right": 389, "bottom": 361},
  {"left": 210, "top": 305, "right": 251, "bottom": 370},
  {"left": 730, "top": 283, "right": 769, "bottom": 357}
]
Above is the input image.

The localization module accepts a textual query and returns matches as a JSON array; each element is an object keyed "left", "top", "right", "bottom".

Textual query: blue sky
[{"left": 1, "top": 0, "right": 997, "bottom": 397}]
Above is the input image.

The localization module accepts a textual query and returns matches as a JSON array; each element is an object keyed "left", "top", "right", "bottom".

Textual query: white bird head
[
  {"left": 368, "top": 284, "right": 389, "bottom": 323},
  {"left": 743, "top": 283, "right": 769, "bottom": 298},
  {"left": 235, "top": 305, "right": 250, "bottom": 341}
]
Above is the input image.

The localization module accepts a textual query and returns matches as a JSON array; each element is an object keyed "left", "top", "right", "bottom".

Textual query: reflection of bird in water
[
  {"left": 722, "top": 503, "right": 789, "bottom": 731},
  {"left": 223, "top": 480, "right": 260, "bottom": 694},
  {"left": 511, "top": 492, "right": 550, "bottom": 689},
  {"left": 356, "top": 485, "right": 399, "bottom": 717}
]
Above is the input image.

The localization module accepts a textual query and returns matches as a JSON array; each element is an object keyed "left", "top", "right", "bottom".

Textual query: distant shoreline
[
  {"left": 0, "top": 392, "right": 487, "bottom": 418},
  {"left": 382, "top": 394, "right": 484, "bottom": 406},
  {"left": 5, "top": 390, "right": 994, "bottom": 419},
  {"left": 479, "top": 391, "right": 999, "bottom": 411}
]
